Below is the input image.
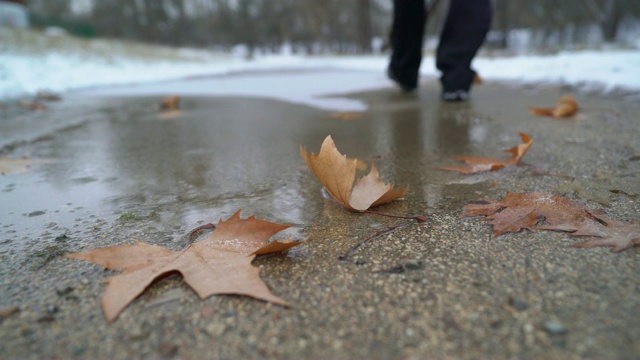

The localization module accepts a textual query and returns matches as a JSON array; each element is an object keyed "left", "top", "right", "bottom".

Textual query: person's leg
[
  {"left": 388, "top": 0, "right": 426, "bottom": 92},
  {"left": 436, "top": 0, "right": 491, "bottom": 100}
]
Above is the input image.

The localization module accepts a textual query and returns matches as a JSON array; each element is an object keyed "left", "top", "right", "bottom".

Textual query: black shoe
[
  {"left": 387, "top": 67, "right": 417, "bottom": 92},
  {"left": 442, "top": 90, "right": 469, "bottom": 102}
]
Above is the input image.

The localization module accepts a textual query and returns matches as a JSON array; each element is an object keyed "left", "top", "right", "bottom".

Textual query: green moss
[
  {"left": 28, "top": 245, "right": 68, "bottom": 271},
  {"left": 117, "top": 212, "right": 139, "bottom": 221}
]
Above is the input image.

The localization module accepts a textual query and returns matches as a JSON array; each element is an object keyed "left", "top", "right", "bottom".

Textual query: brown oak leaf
[
  {"left": 0, "top": 157, "right": 51, "bottom": 175},
  {"left": 160, "top": 96, "right": 181, "bottom": 111},
  {"left": 67, "top": 210, "right": 299, "bottom": 322},
  {"left": 462, "top": 192, "right": 605, "bottom": 236},
  {"left": 440, "top": 132, "right": 533, "bottom": 173},
  {"left": 569, "top": 219, "right": 640, "bottom": 253},
  {"left": 300, "top": 135, "right": 406, "bottom": 212},
  {"left": 529, "top": 95, "right": 578, "bottom": 118},
  {"left": 330, "top": 112, "right": 364, "bottom": 121}
]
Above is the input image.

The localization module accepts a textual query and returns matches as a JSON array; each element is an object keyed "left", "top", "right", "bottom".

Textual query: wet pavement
[{"left": 1, "top": 71, "right": 639, "bottom": 359}]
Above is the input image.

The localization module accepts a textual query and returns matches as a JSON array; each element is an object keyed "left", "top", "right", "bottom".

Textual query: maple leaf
[
  {"left": 36, "top": 91, "right": 62, "bottom": 101},
  {"left": 439, "top": 132, "right": 533, "bottom": 173},
  {"left": 330, "top": 112, "right": 364, "bottom": 121},
  {"left": 555, "top": 176, "right": 640, "bottom": 206},
  {"left": 570, "top": 219, "right": 640, "bottom": 253},
  {"left": 160, "top": 96, "right": 181, "bottom": 112},
  {"left": 158, "top": 96, "right": 182, "bottom": 119},
  {"left": 529, "top": 95, "right": 578, "bottom": 118},
  {"left": 300, "top": 135, "right": 407, "bottom": 212},
  {"left": 462, "top": 192, "right": 605, "bottom": 236},
  {"left": 0, "top": 157, "right": 51, "bottom": 175},
  {"left": 19, "top": 101, "right": 46, "bottom": 111},
  {"left": 67, "top": 210, "right": 300, "bottom": 322}
]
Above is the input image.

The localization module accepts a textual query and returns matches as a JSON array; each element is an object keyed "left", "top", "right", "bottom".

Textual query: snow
[{"left": 2, "top": 35, "right": 640, "bottom": 111}]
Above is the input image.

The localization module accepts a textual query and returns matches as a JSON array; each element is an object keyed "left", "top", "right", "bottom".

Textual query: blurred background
[{"left": 4, "top": 0, "right": 640, "bottom": 55}]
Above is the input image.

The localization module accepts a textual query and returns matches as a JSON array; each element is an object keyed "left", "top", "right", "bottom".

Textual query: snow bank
[{"left": 1, "top": 30, "right": 639, "bottom": 106}]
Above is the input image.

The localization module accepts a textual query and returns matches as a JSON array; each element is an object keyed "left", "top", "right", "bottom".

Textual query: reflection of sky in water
[{"left": 82, "top": 70, "right": 391, "bottom": 112}]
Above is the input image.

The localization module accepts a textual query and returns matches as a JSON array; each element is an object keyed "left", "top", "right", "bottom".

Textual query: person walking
[{"left": 388, "top": 0, "right": 492, "bottom": 101}]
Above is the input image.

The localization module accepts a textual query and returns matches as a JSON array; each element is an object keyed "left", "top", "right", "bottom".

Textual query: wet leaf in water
[
  {"left": 439, "top": 133, "right": 533, "bottom": 173},
  {"left": 67, "top": 210, "right": 300, "bottom": 322},
  {"left": 18, "top": 101, "right": 46, "bottom": 111},
  {"left": 529, "top": 96, "right": 578, "bottom": 118},
  {"left": 0, "top": 157, "right": 51, "bottom": 175},
  {"left": 330, "top": 112, "right": 364, "bottom": 121},
  {"left": 36, "top": 91, "right": 62, "bottom": 101},
  {"left": 300, "top": 135, "right": 406, "bottom": 211}
]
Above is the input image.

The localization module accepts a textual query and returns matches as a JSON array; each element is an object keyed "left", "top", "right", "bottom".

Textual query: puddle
[{"left": 0, "top": 90, "right": 475, "bottom": 257}]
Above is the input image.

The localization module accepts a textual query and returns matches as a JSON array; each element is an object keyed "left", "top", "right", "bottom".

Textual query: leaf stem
[
  {"left": 187, "top": 223, "right": 216, "bottom": 244},
  {"left": 364, "top": 209, "right": 428, "bottom": 223},
  {"left": 339, "top": 224, "right": 402, "bottom": 262}
]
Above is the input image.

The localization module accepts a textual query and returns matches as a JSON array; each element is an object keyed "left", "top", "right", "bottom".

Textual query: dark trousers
[{"left": 390, "top": 0, "right": 492, "bottom": 92}]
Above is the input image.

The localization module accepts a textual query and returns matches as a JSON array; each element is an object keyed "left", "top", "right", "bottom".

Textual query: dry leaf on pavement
[
  {"left": 570, "top": 219, "right": 640, "bottom": 252},
  {"left": 439, "top": 133, "right": 533, "bottom": 173},
  {"left": 529, "top": 95, "right": 578, "bottom": 118},
  {"left": 67, "top": 210, "right": 300, "bottom": 322},
  {"left": 300, "top": 135, "right": 406, "bottom": 212},
  {"left": 463, "top": 192, "right": 639, "bottom": 252},
  {"left": 462, "top": 192, "right": 605, "bottom": 236},
  {"left": 160, "top": 96, "right": 180, "bottom": 111}
]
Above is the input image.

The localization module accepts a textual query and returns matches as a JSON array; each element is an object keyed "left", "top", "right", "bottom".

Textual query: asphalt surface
[{"left": 1, "top": 71, "right": 639, "bottom": 359}]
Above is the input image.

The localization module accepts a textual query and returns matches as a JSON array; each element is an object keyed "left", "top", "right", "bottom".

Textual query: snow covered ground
[{"left": 2, "top": 30, "right": 640, "bottom": 110}]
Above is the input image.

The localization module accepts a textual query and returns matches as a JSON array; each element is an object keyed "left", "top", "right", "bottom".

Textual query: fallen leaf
[
  {"left": 439, "top": 133, "right": 533, "bottom": 173},
  {"left": 158, "top": 96, "right": 182, "bottom": 119},
  {"left": 0, "top": 157, "right": 51, "bottom": 175},
  {"left": 529, "top": 96, "right": 578, "bottom": 118},
  {"left": 571, "top": 219, "right": 640, "bottom": 252},
  {"left": 0, "top": 306, "right": 19, "bottom": 318},
  {"left": 19, "top": 101, "right": 46, "bottom": 111},
  {"left": 300, "top": 135, "right": 406, "bottom": 212},
  {"left": 67, "top": 210, "right": 300, "bottom": 322},
  {"left": 555, "top": 176, "right": 640, "bottom": 206},
  {"left": 462, "top": 192, "right": 605, "bottom": 236},
  {"left": 36, "top": 91, "right": 61, "bottom": 101},
  {"left": 160, "top": 96, "right": 181, "bottom": 111},
  {"left": 330, "top": 112, "right": 364, "bottom": 121}
]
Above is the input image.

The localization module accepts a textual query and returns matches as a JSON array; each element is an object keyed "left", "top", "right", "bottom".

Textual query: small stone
[
  {"left": 355, "top": 259, "right": 366, "bottom": 266},
  {"left": 56, "top": 285, "right": 74, "bottom": 296},
  {"left": 54, "top": 234, "right": 69, "bottom": 242},
  {"left": 508, "top": 297, "right": 529, "bottom": 311},
  {"left": 158, "top": 341, "right": 179, "bottom": 358},
  {"left": 544, "top": 321, "right": 568, "bottom": 335},
  {"left": 404, "top": 259, "right": 422, "bottom": 270},
  {"left": 129, "top": 323, "right": 150, "bottom": 340},
  {"left": 205, "top": 323, "right": 227, "bottom": 337}
]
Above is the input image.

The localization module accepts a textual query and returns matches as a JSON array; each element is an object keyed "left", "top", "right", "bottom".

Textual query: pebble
[
  {"left": 205, "top": 323, "right": 227, "bottom": 337},
  {"left": 543, "top": 321, "right": 568, "bottom": 335},
  {"left": 129, "top": 323, "right": 150, "bottom": 340},
  {"left": 404, "top": 259, "right": 422, "bottom": 270}
]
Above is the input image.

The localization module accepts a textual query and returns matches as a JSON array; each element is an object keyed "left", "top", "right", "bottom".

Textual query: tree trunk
[{"left": 357, "top": 0, "right": 373, "bottom": 53}]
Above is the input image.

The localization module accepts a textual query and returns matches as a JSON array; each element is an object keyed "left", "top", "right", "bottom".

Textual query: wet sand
[{"left": 1, "top": 76, "right": 639, "bottom": 359}]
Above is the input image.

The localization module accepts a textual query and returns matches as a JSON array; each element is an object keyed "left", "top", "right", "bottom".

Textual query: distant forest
[{"left": 26, "top": 0, "right": 640, "bottom": 53}]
